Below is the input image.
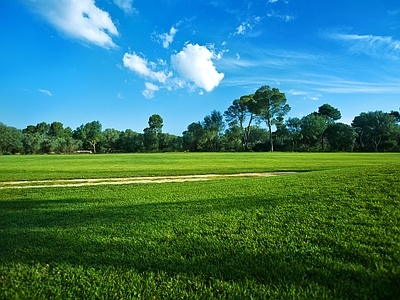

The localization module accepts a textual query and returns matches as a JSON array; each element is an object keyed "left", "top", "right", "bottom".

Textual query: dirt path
[{"left": 0, "top": 172, "right": 295, "bottom": 189}]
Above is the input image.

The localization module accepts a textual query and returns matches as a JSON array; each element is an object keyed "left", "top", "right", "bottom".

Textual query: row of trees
[{"left": 1, "top": 86, "right": 399, "bottom": 154}]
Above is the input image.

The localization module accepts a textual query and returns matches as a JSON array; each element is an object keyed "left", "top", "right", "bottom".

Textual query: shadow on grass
[{"left": 1, "top": 192, "right": 399, "bottom": 299}]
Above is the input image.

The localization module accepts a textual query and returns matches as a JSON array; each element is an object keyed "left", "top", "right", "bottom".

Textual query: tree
[
  {"left": 148, "top": 114, "right": 163, "bottom": 134},
  {"left": 117, "top": 129, "right": 143, "bottom": 152},
  {"left": 0, "top": 123, "right": 23, "bottom": 154},
  {"left": 73, "top": 121, "right": 102, "bottom": 153},
  {"left": 158, "top": 133, "right": 182, "bottom": 152},
  {"left": 251, "top": 86, "right": 290, "bottom": 152},
  {"left": 352, "top": 111, "right": 398, "bottom": 152},
  {"left": 182, "top": 122, "right": 204, "bottom": 152},
  {"left": 49, "top": 121, "right": 63, "bottom": 137},
  {"left": 300, "top": 114, "right": 328, "bottom": 151},
  {"left": 316, "top": 104, "right": 341, "bottom": 122},
  {"left": 324, "top": 123, "right": 357, "bottom": 151},
  {"left": 22, "top": 132, "right": 43, "bottom": 154},
  {"left": 100, "top": 128, "right": 121, "bottom": 153},
  {"left": 315, "top": 104, "right": 342, "bottom": 149},
  {"left": 248, "top": 126, "right": 270, "bottom": 151},
  {"left": 143, "top": 114, "right": 163, "bottom": 151},
  {"left": 202, "top": 110, "right": 225, "bottom": 151},
  {"left": 35, "top": 122, "right": 50, "bottom": 138},
  {"left": 272, "top": 115, "right": 289, "bottom": 151},
  {"left": 285, "top": 117, "right": 303, "bottom": 151},
  {"left": 390, "top": 110, "right": 400, "bottom": 123},
  {"left": 224, "top": 94, "right": 255, "bottom": 151},
  {"left": 222, "top": 125, "right": 243, "bottom": 151}
]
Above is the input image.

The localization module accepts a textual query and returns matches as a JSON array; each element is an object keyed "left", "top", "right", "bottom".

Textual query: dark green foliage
[
  {"left": 73, "top": 121, "right": 103, "bottom": 153},
  {"left": 117, "top": 129, "right": 144, "bottom": 153},
  {"left": 224, "top": 94, "right": 255, "bottom": 151},
  {"left": 352, "top": 111, "right": 398, "bottom": 152},
  {"left": 285, "top": 117, "right": 303, "bottom": 151},
  {"left": 99, "top": 128, "right": 121, "bottom": 153},
  {"left": 316, "top": 103, "right": 341, "bottom": 122},
  {"left": 252, "top": 86, "right": 290, "bottom": 152},
  {"left": 0, "top": 123, "right": 23, "bottom": 154},
  {"left": 325, "top": 123, "right": 357, "bottom": 151},
  {"left": 182, "top": 122, "right": 204, "bottom": 152},
  {"left": 202, "top": 110, "right": 225, "bottom": 151},
  {"left": 143, "top": 114, "right": 164, "bottom": 151},
  {"left": 300, "top": 114, "right": 328, "bottom": 151},
  {"left": 1, "top": 93, "right": 400, "bottom": 154}
]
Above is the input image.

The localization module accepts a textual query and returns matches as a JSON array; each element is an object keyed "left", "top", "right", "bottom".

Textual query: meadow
[{"left": 0, "top": 153, "right": 399, "bottom": 299}]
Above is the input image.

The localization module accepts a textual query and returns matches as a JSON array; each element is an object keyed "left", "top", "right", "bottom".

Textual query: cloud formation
[
  {"left": 24, "top": 0, "right": 118, "bottom": 48},
  {"left": 232, "top": 17, "right": 261, "bottom": 36},
  {"left": 38, "top": 89, "right": 52, "bottom": 96},
  {"left": 267, "top": 10, "right": 296, "bottom": 22},
  {"left": 328, "top": 32, "right": 400, "bottom": 59},
  {"left": 171, "top": 44, "right": 224, "bottom": 92},
  {"left": 142, "top": 82, "right": 159, "bottom": 99},
  {"left": 157, "top": 26, "right": 179, "bottom": 49},
  {"left": 113, "top": 0, "right": 135, "bottom": 14},
  {"left": 123, "top": 53, "right": 170, "bottom": 83}
]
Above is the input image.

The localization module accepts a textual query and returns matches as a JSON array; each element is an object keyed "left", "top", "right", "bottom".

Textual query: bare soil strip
[{"left": 0, "top": 172, "right": 295, "bottom": 189}]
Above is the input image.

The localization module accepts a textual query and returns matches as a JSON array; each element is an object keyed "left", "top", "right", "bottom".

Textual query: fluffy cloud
[
  {"left": 142, "top": 82, "right": 159, "bottom": 99},
  {"left": 171, "top": 44, "right": 224, "bottom": 92},
  {"left": 24, "top": 0, "right": 118, "bottom": 48},
  {"left": 157, "top": 26, "right": 178, "bottom": 49},
  {"left": 123, "top": 53, "right": 170, "bottom": 83},
  {"left": 235, "top": 23, "right": 247, "bottom": 35},
  {"left": 113, "top": 0, "right": 135, "bottom": 14}
]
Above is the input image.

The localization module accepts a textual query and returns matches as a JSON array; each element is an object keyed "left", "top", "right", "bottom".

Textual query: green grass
[
  {"left": 0, "top": 152, "right": 398, "bottom": 181},
  {"left": 1, "top": 153, "right": 400, "bottom": 299}
]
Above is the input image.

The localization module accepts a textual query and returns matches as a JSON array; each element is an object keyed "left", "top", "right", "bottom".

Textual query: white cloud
[
  {"left": 287, "top": 89, "right": 308, "bottom": 96},
  {"left": 328, "top": 33, "right": 400, "bottom": 59},
  {"left": 157, "top": 26, "right": 178, "bottom": 49},
  {"left": 304, "top": 94, "right": 321, "bottom": 101},
  {"left": 171, "top": 44, "right": 224, "bottom": 92},
  {"left": 24, "top": 0, "right": 118, "bottom": 49},
  {"left": 113, "top": 0, "right": 135, "bottom": 14},
  {"left": 38, "top": 89, "right": 52, "bottom": 96},
  {"left": 142, "top": 82, "right": 159, "bottom": 99},
  {"left": 123, "top": 53, "right": 170, "bottom": 83},
  {"left": 232, "top": 16, "right": 261, "bottom": 36},
  {"left": 268, "top": 0, "right": 290, "bottom": 4},
  {"left": 235, "top": 23, "right": 247, "bottom": 35},
  {"left": 267, "top": 10, "right": 296, "bottom": 22}
]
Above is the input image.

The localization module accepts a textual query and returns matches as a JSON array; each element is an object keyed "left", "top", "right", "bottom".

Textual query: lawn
[
  {"left": 0, "top": 153, "right": 399, "bottom": 299},
  {"left": 0, "top": 152, "right": 398, "bottom": 180}
]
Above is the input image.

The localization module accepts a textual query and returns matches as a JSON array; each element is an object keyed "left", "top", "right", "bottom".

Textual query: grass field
[{"left": 1, "top": 153, "right": 399, "bottom": 299}]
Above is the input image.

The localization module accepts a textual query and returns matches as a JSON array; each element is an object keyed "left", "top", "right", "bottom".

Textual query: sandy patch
[{"left": 0, "top": 172, "right": 295, "bottom": 189}]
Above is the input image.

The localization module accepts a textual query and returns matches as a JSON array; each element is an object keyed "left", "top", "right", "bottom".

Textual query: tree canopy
[
  {"left": 252, "top": 86, "right": 290, "bottom": 151},
  {"left": 1, "top": 87, "right": 399, "bottom": 154}
]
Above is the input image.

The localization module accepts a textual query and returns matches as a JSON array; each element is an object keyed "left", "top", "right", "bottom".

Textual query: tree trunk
[
  {"left": 268, "top": 119, "right": 273, "bottom": 152},
  {"left": 90, "top": 141, "right": 96, "bottom": 154},
  {"left": 243, "top": 115, "right": 253, "bottom": 151}
]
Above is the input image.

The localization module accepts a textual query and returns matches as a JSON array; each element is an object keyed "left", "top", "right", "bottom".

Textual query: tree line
[{"left": 1, "top": 86, "right": 399, "bottom": 154}]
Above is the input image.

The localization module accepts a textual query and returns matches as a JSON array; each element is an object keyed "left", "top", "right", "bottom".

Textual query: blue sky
[{"left": 1, "top": 0, "right": 399, "bottom": 135}]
